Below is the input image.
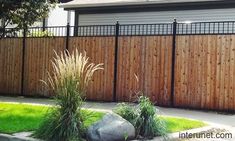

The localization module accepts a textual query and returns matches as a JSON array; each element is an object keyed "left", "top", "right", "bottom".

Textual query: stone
[{"left": 87, "top": 113, "right": 136, "bottom": 141}]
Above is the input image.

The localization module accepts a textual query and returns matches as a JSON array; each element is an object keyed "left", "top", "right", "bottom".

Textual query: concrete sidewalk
[{"left": 1, "top": 96, "right": 235, "bottom": 127}]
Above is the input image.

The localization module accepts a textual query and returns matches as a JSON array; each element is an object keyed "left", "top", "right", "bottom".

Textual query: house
[
  {"left": 60, "top": 0, "right": 235, "bottom": 26},
  {"left": 35, "top": 0, "right": 75, "bottom": 27},
  {"left": 45, "top": 5, "right": 74, "bottom": 26}
]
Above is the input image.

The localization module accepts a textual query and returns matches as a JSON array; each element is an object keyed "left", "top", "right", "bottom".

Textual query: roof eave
[
  {"left": 59, "top": 1, "right": 202, "bottom": 9},
  {"left": 61, "top": 1, "right": 235, "bottom": 13}
]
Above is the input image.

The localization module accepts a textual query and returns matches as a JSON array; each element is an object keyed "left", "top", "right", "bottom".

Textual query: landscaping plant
[
  {"left": 136, "top": 96, "right": 167, "bottom": 139},
  {"left": 0, "top": 102, "right": 206, "bottom": 134},
  {"left": 115, "top": 74, "right": 167, "bottom": 139},
  {"left": 34, "top": 49, "right": 103, "bottom": 141},
  {"left": 28, "top": 30, "right": 54, "bottom": 37},
  {"left": 114, "top": 95, "right": 167, "bottom": 139},
  {"left": 114, "top": 103, "right": 138, "bottom": 126}
]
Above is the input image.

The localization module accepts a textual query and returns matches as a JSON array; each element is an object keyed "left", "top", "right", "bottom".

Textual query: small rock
[{"left": 87, "top": 113, "right": 135, "bottom": 141}]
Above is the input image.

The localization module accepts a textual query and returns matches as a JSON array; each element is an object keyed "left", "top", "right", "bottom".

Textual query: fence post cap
[
  {"left": 116, "top": 21, "right": 119, "bottom": 24},
  {"left": 173, "top": 18, "right": 177, "bottom": 23}
]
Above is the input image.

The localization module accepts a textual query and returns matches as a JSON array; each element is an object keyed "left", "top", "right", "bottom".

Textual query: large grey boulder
[{"left": 87, "top": 113, "right": 135, "bottom": 141}]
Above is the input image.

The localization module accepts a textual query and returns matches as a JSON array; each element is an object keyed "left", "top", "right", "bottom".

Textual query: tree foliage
[{"left": 0, "top": 0, "right": 57, "bottom": 36}]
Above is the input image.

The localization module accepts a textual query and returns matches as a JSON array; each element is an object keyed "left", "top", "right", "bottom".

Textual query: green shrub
[
  {"left": 114, "top": 103, "right": 138, "bottom": 126},
  {"left": 114, "top": 96, "right": 167, "bottom": 139},
  {"left": 28, "top": 30, "right": 54, "bottom": 37},
  {"left": 34, "top": 50, "right": 103, "bottom": 141}
]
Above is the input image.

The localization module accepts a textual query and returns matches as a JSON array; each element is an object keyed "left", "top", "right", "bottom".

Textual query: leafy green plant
[
  {"left": 28, "top": 30, "right": 54, "bottom": 37},
  {"left": 34, "top": 49, "right": 103, "bottom": 141},
  {"left": 0, "top": 0, "right": 56, "bottom": 38}
]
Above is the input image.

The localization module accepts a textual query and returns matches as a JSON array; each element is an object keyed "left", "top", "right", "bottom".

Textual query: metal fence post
[
  {"left": 113, "top": 21, "right": 120, "bottom": 102},
  {"left": 170, "top": 19, "right": 177, "bottom": 107},
  {"left": 21, "top": 28, "right": 26, "bottom": 95},
  {"left": 74, "top": 12, "right": 79, "bottom": 36},
  {"left": 66, "top": 23, "right": 70, "bottom": 50},
  {"left": 42, "top": 18, "right": 46, "bottom": 31}
]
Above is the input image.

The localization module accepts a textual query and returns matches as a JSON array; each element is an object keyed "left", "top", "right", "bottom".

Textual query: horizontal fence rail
[{"left": 1, "top": 20, "right": 235, "bottom": 112}]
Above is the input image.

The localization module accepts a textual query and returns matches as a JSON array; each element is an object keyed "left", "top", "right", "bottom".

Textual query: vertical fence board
[
  {"left": 116, "top": 36, "right": 172, "bottom": 106},
  {"left": 68, "top": 37, "right": 115, "bottom": 101},
  {"left": 23, "top": 37, "right": 66, "bottom": 96},
  {"left": 229, "top": 36, "right": 235, "bottom": 110},
  {"left": 0, "top": 38, "right": 22, "bottom": 95},
  {"left": 174, "top": 35, "right": 235, "bottom": 111}
]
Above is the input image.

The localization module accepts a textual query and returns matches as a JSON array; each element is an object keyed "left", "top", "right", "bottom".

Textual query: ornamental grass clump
[
  {"left": 136, "top": 96, "right": 167, "bottom": 139},
  {"left": 114, "top": 96, "right": 167, "bottom": 139},
  {"left": 114, "top": 75, "right": 167, "bottom": 140},
  {"left": 34, "top": 49, "right": 103, "bottom": 141}
]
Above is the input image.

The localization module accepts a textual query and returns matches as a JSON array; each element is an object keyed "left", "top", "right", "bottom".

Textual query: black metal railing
[
  {"left": 177, "top": 21, "right": 235, "bottom": 35},
  {"left": 0, "top": 28, "right": 23, "bottom": 38},
  {"left": 27, "top": 26, "right": 67, "bottom": 37},
  {"left": 74, "top": 25, "right": 116, "bottom": 37},
  {"left": 119, "top": 23, "right": 172, "bottom": 36},
  {"left": 2, "top": 20, "right": 235, "bottom": 38}
]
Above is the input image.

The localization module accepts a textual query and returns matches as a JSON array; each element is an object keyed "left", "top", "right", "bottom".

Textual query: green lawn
[
  {"left": 162, "top": 116, "right": 207, "bottom": 133},
  {"left": 0, "top": 102, "right": 207, "bottom": 134},
  {"left": 0, "top": 103, "right": 104, "bottom": 134}
]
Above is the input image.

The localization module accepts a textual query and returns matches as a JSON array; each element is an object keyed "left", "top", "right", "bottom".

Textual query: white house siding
[
  {"left": 47, "top": 6, "right": 75, "bottom": 26},
  {"left": 78, "top": 8, "right": 235, "bottom": 25}
]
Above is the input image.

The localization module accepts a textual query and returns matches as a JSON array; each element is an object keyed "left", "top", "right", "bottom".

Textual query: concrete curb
[
  {"left": 0, "top": 126, "right": 224, "bottom": 141},
  {"left": 0, "top": 133, "right": 41, "bottom": 141}
]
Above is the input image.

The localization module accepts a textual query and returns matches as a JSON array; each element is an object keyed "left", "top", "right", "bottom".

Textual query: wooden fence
[
  {"left": 1, "top": 23, "right": 235, "bottom": 112},
  {"left": 69, "top": 37, "right": 115, "bottom": 101},
  {"left": 116, "top": 36, "right": 172, "bottom": 106},
  {"left": 0, "top": 38, "right": 22, "bottom": 95},
  {"left": 24, "top": 37, "right": 66, "bottom": 96},
  {"left": 175, "top": 35, "right": 235, "bottom": 111}
]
